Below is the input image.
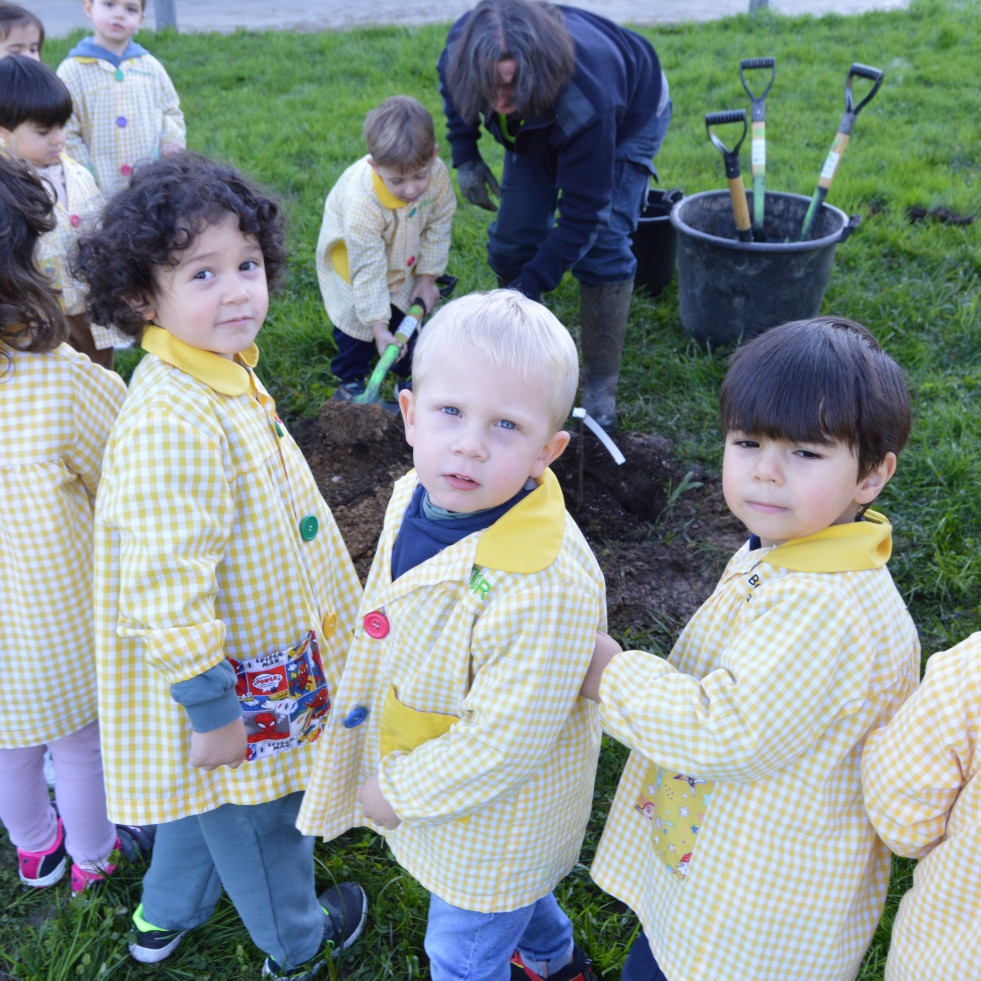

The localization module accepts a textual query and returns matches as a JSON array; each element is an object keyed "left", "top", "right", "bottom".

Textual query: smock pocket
[
  {"left": 635, "top": 760, "right": 714, "bottom": 880},
  {"left": 379, "top": 683, "right": 459, "bottom": 759}
]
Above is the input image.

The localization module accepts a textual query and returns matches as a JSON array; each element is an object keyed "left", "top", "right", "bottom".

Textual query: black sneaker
[
  {"left": 129, "top": 903, "right": 189, "bottom": 964},
  {"left": 262, "top": 881, "right": 368, "bottom": 979},
  {"left": 511, "top": 944, "right": 600, "bottom": 981},
  {"left": 330, "top": 380, "right": 366, "bottom": 402},
  {"left": 17, "top": 815, "right": 67, "bottom": 888},
  {"left": 115, "top": 823, "right": 156, "bottom": 863}
]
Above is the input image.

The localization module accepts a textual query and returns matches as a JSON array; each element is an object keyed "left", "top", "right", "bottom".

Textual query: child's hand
[
  {"left": 413, "top": 274, "right": 442, "bottom": 317},
  {"left": 370, "top": 321, "right": 407, "bottom": 362},
  {"left": 357, "top": 773, "right": 401, "bottom": 829},
  {"left": 189, "top": 718, "right": 248, "bottom": 771},
  {"left": 580, "top": 631, "right": 624, "bottom": 703}
]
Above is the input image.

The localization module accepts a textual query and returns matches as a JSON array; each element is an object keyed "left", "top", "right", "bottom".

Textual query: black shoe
[
  {"left": 129, "top": 903, "right": 189, "bottom": 964},
  {"left": 330, "top": 380, "right": 366, "bottom": 402},
  {"left": 115, "top": 823, "right": 156, "bottom": 863},
  {"left": 511, "top": 944, "right": 601, "bottom": 981},
  {"left": 262, "top": 881, "right": 368, "bottom": 979}
]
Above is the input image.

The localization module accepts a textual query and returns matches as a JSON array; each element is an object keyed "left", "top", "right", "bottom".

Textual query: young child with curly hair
[{"left": 74, "top": 153, "right": 367, "bottom": 978}]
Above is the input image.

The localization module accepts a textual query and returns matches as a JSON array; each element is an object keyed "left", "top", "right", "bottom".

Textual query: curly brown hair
[
  {"left": 74, "top": 153, "right": 288, "bottom": 337},
  {"left": 0, "top": 155, "right": 68, "bottom": 363}
]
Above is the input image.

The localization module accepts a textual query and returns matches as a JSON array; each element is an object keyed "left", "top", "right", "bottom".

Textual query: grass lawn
[{"left": 2, "top": 1, "right": 980, "bottom": 978}]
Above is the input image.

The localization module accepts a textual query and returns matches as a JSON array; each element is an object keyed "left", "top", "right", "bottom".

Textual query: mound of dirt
[{"left": 294, "top": 401, "right": 745, "bottom": 643}]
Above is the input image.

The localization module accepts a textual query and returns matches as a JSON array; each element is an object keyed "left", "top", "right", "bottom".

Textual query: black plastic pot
[
  {"left": 670, "top": 190, "right": 861, "bottom": 345},
  {"left": 630, "top": 188, "right": 684, "bottom": 297}
]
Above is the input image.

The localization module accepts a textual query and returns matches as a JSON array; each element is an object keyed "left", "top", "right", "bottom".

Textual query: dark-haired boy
[{"left": 581, "top": 317, "right": 920, "bottom": 981}]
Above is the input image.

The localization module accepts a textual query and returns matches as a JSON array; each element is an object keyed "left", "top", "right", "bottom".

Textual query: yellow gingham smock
[
  {"left": 591, "top": 514, "right": 920, "bottom": 981},
  {"left": 315, "top": 156, "right": 456, "bottom": 341},
  {"left": 94, "top": 327, "right": 362, "bottom": 825},
  {"left": 0, "top": 342, "right": 125, "bottom": 747},
  {"left": 297, "top": 468, "right": 606, "bottom": 912},
  {"left": 34, "top": 154, "right": 104, "bottom": 317},
  {"left": 56, "top": 50, "right": 185, "bottom": 196},
  {"left": 862, "top": 634, "right": 981, "bottom": 981}
]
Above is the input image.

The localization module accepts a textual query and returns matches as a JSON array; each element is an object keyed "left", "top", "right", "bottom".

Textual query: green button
[
  {"left": 299, "top": 515, "right": 319, "bottom": 541},
  {"left": 114, "top": 69, "right": 125, "bottom": 81},
  {"left": 274, "top": 422, "right": 284, "bottom": 437}
]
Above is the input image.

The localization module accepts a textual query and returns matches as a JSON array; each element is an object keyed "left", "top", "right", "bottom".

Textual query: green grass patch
[{"left": 3, "top": 2, "right": 979, "bottom": 976}]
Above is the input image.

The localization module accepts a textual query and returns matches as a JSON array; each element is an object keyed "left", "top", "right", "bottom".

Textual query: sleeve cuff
[{"left": 170, "top": 661, "right": 243, "bottom": 733}]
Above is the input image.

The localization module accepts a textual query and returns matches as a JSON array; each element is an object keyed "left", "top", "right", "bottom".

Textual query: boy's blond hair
[
  {"left": 412, "top": 289, "right": 579, "bottom": 433},
  {"left": 364, "top": 95, "right": 436, "bottom": 173}
]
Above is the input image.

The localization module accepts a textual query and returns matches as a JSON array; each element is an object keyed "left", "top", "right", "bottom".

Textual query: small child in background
[
  {"left": 582, "top": 317, "right": 920, "bottom": 981},
  {"left": 316, "top": 95, "right": 456, "bottom": 401},
  {"left": 56, "top": 0, "right": 185, "bottom": 196},
  {"left": 298, "top": 290, "right": 606, "bottom": 981},
  {"left": 862, "top": 637, "right": 981, "bottom": 980},
  {"left": 0, "top": 55, "right": 126, "bottom": 368},
  {"left": 0, "top": 2, "right": 44, "bottom": 59},
  {"left": 75, "top": 153, "right": 366, "bottom": 978},
  {"left": 0, "top": 156, "right": 151, "bottom": 896}
]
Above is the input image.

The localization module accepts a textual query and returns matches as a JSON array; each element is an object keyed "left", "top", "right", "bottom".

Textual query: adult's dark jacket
[{"left": 437, "top": 5, "right": 662, "bottom": 298}]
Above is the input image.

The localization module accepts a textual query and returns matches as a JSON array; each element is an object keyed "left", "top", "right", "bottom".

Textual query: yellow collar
[
  {"left": 474, "top": 468, "right": 566, "bottom": 574},
  {"left": 760, "top": 510, "right": 892, "bottom": 572},
  {"left": 371, "top": 169, "right": 407, "bottom": 209},
  {"left": 141, "top": 325, "right": 259, "bottom": 396}
]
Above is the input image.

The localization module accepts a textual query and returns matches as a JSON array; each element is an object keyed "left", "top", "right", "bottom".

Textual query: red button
[
  {"left": 70, "top": 214, "right": 81, "bottom": 227},
  {"left": 120, "top": 164, "right": 132, "bottom": 176},
  {"left": 363, "top": 611, "right": 389, "bottom": 639},
  {"left": 406, "top": 255, "right": 416, "bottom": 267}
]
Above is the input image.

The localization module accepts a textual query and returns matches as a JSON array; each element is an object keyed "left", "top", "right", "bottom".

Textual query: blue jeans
[
  {"left": 487, "top": 101, "right": 673, "bottom": 287},
  {"left": 425, "top": 891, "right": 574, "bottom": 981},
  {"left": 621, "top": 930, "right": 670, "bottom": 981},
  {"left": 139, "top": 792, "right": 325, "bottom": 971}
]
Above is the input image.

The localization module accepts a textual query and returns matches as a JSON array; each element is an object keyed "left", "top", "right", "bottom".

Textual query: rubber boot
[{"left": 579, "top": 279, "right": 633, "bottom": 432}]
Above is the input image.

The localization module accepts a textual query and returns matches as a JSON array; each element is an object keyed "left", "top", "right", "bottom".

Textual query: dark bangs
[
  {"left": 720, "top": 317, "right": 912, "bottom": 475},
  {"left": 0, "top": 56, "right": 72, "bottom": 130}
]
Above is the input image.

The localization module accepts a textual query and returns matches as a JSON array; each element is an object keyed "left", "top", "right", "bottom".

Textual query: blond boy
[
  {"left": 298, "top": 290, "right": 604, "bottom": 981},
  {"left": 316, "top": 95, "right": 455, "bottom": 399},
  {"left": 56, "top": 0, "right": 185, "bottom": 195}
]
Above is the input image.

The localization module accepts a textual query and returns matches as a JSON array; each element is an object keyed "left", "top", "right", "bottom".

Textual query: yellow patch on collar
[
  {"left": 761, "top": 510, "right": 892, "bottom": 573},
  {"left": 141, "top": 325, "right": 258, "bottom": 397},
  {"left": 474, "top": 469, "right": 566, "bottom": 574}
]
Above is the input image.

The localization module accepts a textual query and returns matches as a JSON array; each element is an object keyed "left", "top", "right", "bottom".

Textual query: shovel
[
  {"left": 799, "top": 63, "right": 884, "bottom": 241},
  {"left": 739, "top": 56, "right": 776, "bottom": 240},
  {"left": 706, "top": 110, "right": 752, "bottom": 242}
]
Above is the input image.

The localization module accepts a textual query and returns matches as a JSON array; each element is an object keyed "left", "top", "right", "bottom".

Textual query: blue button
[{"left": 343, "top": 706, "right": 368, "bottom": 729}]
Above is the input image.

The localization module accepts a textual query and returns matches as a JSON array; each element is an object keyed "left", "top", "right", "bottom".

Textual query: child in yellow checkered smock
[
  {"left": 582, "top": 317, "right": 920, "bottom": 981},
  {"left": 74, "top": 153, "right": 367, "bottom": 977},
  {"left": 0, "top": 55, "right": 127, "bottom": 369},
  {"left": 316, "top": 96, "right": 455, "bottom": 400},
  {"left": 298, "top": 291, "right": 606, "bottom": 981},
  {"left": 56, "top": 0, "right": 185, "bottom": 197},
  {"left": 862, "top": 635, "right": 981, "bottom": 980},
  {"left": 0, "top": 156, "right": 144, "bottom": 897}
]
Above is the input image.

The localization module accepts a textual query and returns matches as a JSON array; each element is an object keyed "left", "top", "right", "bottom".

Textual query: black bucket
[
  {"left": 631, "top": 187, "right": 684, "bottom": 297},
  {"left": 671, "top": 190, "right": 860, "bottom": 345}
]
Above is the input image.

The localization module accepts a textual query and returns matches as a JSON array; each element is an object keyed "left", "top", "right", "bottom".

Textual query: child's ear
[
  {"left": 0, "top": 126, "right": 12, "bottom": 144},
  {"left": 530, "top": 429, "right": 571, "bottom": 479},
  {"left": 367, "top": 156, "right": 378, "bottom": 175},
  {"left": 398, "top": 388, "right": 416, "bottom": 447},
  {"left": 126, "top": 293, "right": 156, "bottom": 324},
  {"left": 855, "top": 451, "right": 898, "bottom": 506}
]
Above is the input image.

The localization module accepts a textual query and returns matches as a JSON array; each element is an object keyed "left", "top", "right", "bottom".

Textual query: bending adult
[{"left": 438, "top": 0, "right": 671, "bottom": 430}]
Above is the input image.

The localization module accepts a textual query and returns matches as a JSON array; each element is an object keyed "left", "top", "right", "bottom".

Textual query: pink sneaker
[
  {"left": 70, "top": 825, "right": 155, "bottom": 896},
  {"left": 70, "top": 860, "right": 116, "bottom": 896},
  {"left": 17, "top": 817, "right": 67, "bottom": 888}
]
